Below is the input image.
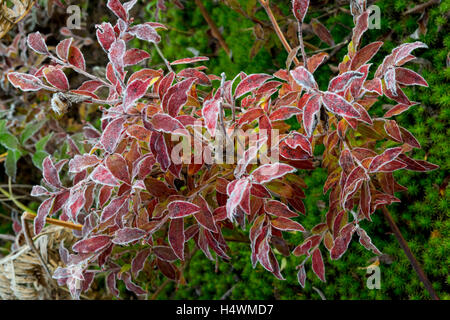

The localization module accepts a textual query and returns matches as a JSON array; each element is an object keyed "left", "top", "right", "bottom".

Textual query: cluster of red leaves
[{"left": 7, "top": 0, "right": 437, "bottom": 298}]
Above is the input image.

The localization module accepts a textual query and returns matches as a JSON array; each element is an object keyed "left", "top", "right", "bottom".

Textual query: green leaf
[
  {"left": 35, "top": 132, "right": 53, "bottom": 152},
  {"left": 32, "top": 150, "right": 49, "bottom": 170},
  {"left": 20, "top": 121, "right": 45, "bottom": 144},
  {"left": 0, "top": 119, "right": 6, "bottom": 133},
  {"left": 5, "top": 149, "right": 21, "bottom": 181},
  {"left": 0, "top": 132, "right": 19, "bottom": 150}
]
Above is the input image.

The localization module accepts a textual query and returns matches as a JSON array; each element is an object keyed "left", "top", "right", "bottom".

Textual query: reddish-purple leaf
[
  {"left": 271, "top": 217, "right": 305, "bottom": 232},
  {"left": 43, "top": 67, "right": 69, "bottom": 91},
  {"left": 384, "top": 68, "right": 397, "bottom": 96},
  {"left": 395, "top": 67, "right": 428, "bottom": 87},
  {"left": 171, "top": 56, "right": 209, "bottom": 65},
  {"left": 292, "top": 0, "right": 309, "bottom": 23},
  {"left": 123, "top": 79, "right": 151, "bottom": 110},
  {"left": 108, "top": 39, "right": 126, "bottom": 76},
  {"left": 72, "top": 235, "right": 111, "bottom": 254},
  {"left": 322, "top": 92, "right": 360, "bottom": 118},
  {"left": 360, "top": 181, "right": 371, "bottom": 220},
  {"left": 202, "top": 97, "right": 222, "bottom": 136},
  {"left": 27, "top": 32, "right": 49, "bottom": 55},
  {"left": 237, "top": 107, "right": 264, "bottom": 126},
  {"left": 265, "top": 200, "right": 298, "bottom": 218},
  {"left": 101, "top": 117, "right": 126, "bottom": 153},
  {"left": 290, "top": 66, "right": 317, "bottom": 90},
  {"left": 69, "top": 154, "right": 101, "bottom": 173},
  {"left": 107, "top": 0, "right": 128, "bottom": 21},
  {"left": 303, "top": 94, "right": 321, "bottom": 137},
  {"left": 8, "top": 72, "right": 43, "bottom": 91},
  {"left": 330, "top": 224, "right": 355, "bottom": 260},
  {"left": 328, "top": 71, "right": 363, "bottom": 92},
  {"left": 90, "top": 165, "right": 120, "bottom": 186},
  {"left": 368, "top": 147, "right": 403, "bottom": 172},
  {"left": 78, "top": 80, "right": 104, "bottom": 93},
  {"left": 168, "top": 218, "right": 185, "bottom": 260},
  {"left": 269, "top": 106, "right": 302, "bottom": 121},
  {"left": 101, "top": 195, "right": 128, "bottom": 222},
  {"left": 163, "top": 78, "right": 196, "bottom": 117},
  {"left": 151, "top": 113, "right": 189, "bottom": 136},
  {"left": 351, "top": 41, "right": 383, "bottom": 70},
  {"left": 178, "top": 68, "right": 211, "bottom": 86},
  {"left": 285, "top": 132, "right": 312, "bottom": 156},
  {"left": 96, "top": 22, "right": 116, "bottom": 52},
  {"left": 152, "top": 132, "right": 171, "bottom": 172},
  {"left": 43, "top": 156, "right": 62, "bottom": 189},
  {"left": 307, "top": 52, "right": 328, "bottom": 73},
  {"left": 226, "top": 178, "right": 250, "bottom": 220},
  {"left": 351, "top": 11, "right": 368, "bottom": 49},
  {"left": 311, "top": 18, "right": 334, "bottom": 46},
  {"left": 234, "top": 74, "right": 272, "bottom": 99},
  {"left": 384, "top": 120, "right": 403, "bottom": 142},
  {"left": 123, "top": 49, "right": 151, "bottom": 66},
  {"left": 106, "top": 272, "right": 119, "bottom": 297},
  {"left": 297, "top": 264, "right": 307, "bottom": 287},
  {"left": 68, "top": 46, "right": 86, "bottom": 71},
  {"left": 121, "top": 272, "right": 146, "bottom": 296},
  {"left": 34, "top": 197, "right": 54, "bottom": 235},
  {"left": 312, "top": 249, "right": 325, "bottom": 282},
  {"left": 356, "top": 228, "right": 381, "bottom": 255},
  {"left": 129, "top": 24, "right": 161, "bottom": 43},
  {"left": 106, "top": 153, "right": 130, "bottom": 184},
  {"left": 168, "top": 201, "right": 201, "bottom": 218},
  {"left": 393, "top": 41, "right": 428, "bottom": 65},
  {"left": 251, "top": 163, "right": 296, "bottom": 184},
  {"left": 112, "top": 227, "right": 147, "bottom": 245},
  {"left": 383, "top": 104, "right": 413, "bottom": 118},
  {"left": 399, "top": 127, "right": 421, "bottom": 149},
  {"left": 56, "top": 38, "right": 73, "bottom": 61},
  {"left": 154, "top": 246, "right": 178, "bottom": 262}
]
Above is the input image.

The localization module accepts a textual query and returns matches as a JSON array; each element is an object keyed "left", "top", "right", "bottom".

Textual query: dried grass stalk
[{"left": 0, "top": 0, "right": 35, "bottom": 39}]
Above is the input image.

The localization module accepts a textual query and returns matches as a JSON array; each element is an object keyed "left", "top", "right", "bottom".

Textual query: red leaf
[
  {"left": 153, "top": 246, "right": 178, "bottom": 262},
  {"left": 27, "top": 32, "right": 49, "bottom": 55},
  {"left": 303, "top": 94, "right": 321, "bottom": 137},
  {"left": 285, "top": 132, "right": 312, "bottom": 156},
  {"left": 356, "top": 228, "right": 381, "bottom": 255},
  {"left": 384, "top": 120, "right": 402, "bottom": 142},
  {"left": 96, "top": 22, "right": 116, "bottom": 52},
  {"left": 68, "top": 46, "right": 86, "bottom": 71},
  {"left": 90, "top": 165, "right": 120, "bottom": 186},
  {"left": 72, "top": 235, "right": 111, "bottom": 254},
  {"left": 78, "top": 80, "right": 104, "bottom": 93},
  {"left": 8, "top": 72, "right": 43, "bottom": 91},
  {"left": 234, "top": 74, "right": 272, "bottom": 99},
  {"left": 395, "top": 67, "right": 428, "bottom": 87},
  {"left": 43, "top": 67, "right": 69, "bottom": 91},
  {"left": 368, "top": 147, "right": 403, "bottom": 172},
  {"left": 328, "top": 71, "right": 364, "bottom": 92},
  {"left": 43, "top": 156, "right": 62, "bottom": 189},
  {"left": 360, "top": 181, "right": 371, "bottom": 220},
  {"left": 163, "top": 78, "right": 196, "bottom": 117},
  {"left": 271, "top": 217, "right": 305, "bottom": 232},
  {"left": 168, "top": 201, "right": 201, "bottom": 218},
  {"left": 351, "top": 41, "right": 383, "bottom": 70},
  {"left": 129, "top": 24, "right": 161, "bottom": 43},
  {"left": 393, "top": 41, "right": 428, "bottom": 65},
  {"left": 269, "top": 106, "right": 302, "bottom": 121},
  {"left": 168, "top": 218, "right": 185, "bottom": 260},
  {"left": 202, "top": 97, "right": 222, "bottom": 136},
  {"left": 56, "top": 38, "right": 73, "bottom": 61},
  {"left": 307, "top": 52, "right": 328, "bottom": 73},
  {"left": 107, "top": 0, "right": 128, "bottom": 21},
  {"left": 178, "top": 68, "right": 211, "bottom": 86},
  {"left": 311, "top": 249, "right": 325, "bottom": 282},
  {"left": 399, "top": 127, "right": 421, "bottom": 149},
  {"left": 121, "top": 272, "right": 146, "bottom": 296},
  {"left": 34, "top": 197, "right": 54, "bottom": 235},
  {"left": 322, "top": 92, "right": 360, "bottom": 118},
  {"left": 351, "top": 11, "right": 368, "bottom": 49},
  {"left": 151, "top": 113, "right": 189, "bottom": 136},
  {"left": 101, "top": 117, "right": 126, "bottom": 153},
  {"left": 237, "top": 107, "right": 265, "bottom": 126},
  {"left": 383, "top": 103, "right": 414, "bottom": 118},
  {"left": 151, "top": 132, "right": 171, "bottom": 172},
  {"left": 171, "top": 56, "right": 209, "bottom": 65},
  {"left": 265, "top": 200, "right": 298, "bottom": 218},
  {"left": 101, "top": 195, "right": 128, "bottom": 222},
  {"left": 126, "top": 124, "right": 151, "bottom": 142},
  {"left": 123, "top": 79, "right": 151, "bottom": 110},
  {"left": 106, "top": 153, "right": 130, "bottom": 184},
  {"left": 226, "top": 178, "right": 250, "bottom": 220},
  {"left": 330, "top": 224, "right": 355, "bottom": 260},
  {"left": 290, "top": 66, "right": 317, "bottom": 90},
  {"left": 69, "top": 154, "right": 101, "bottom": 173},
  {"left": 123, "top": 49, "right": 151, "bottom": 66},
  {"left": 297, "top": 264, "right": 307, "bottom": 287},
  {"left": 108, "top": 39, "right": 126, "bottom": 76},
  {"left": 251, "top": 163, "right": 296, "bottom": 184},
  {"left": 292, "top": 0, "right": 309, "bottom": 23},
  {"left": 112, "top": 227, "right": 147, "bottom": 245},
  {"left": 311, "top": 18, "right": 334, "bottom": 46}
]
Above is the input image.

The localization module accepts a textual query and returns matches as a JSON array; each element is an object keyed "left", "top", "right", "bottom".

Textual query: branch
[
  {"left": 258, "top": 0, "right": 301, "bottom": 66},
  {"left": 402, "top": 0, "right": 440, "bottom": 16}
]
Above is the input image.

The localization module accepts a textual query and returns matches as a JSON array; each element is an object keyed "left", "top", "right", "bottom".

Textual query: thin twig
[
  {"left": 154, "top": 43, "right": 174, "bottom": 73},
  {"left": 258, "top": 0, "right": 300, "bottom": 66},
  {"left": 195, "top": 0, "right": 231, "bottom": 57},
  {"left": 402, "top": 0, "right": 440, "bottom": 16}
]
